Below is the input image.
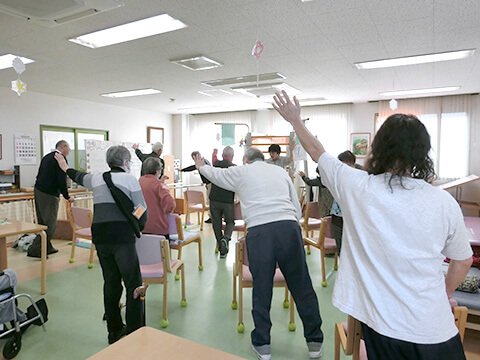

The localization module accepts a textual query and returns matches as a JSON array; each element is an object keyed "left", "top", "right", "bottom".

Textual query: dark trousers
[
  {"left": 34, "top": 188, "right": 59, "bottom": 245},
  {"left": 210, "top": 200, "right": 234, "bottom": 244},
  {"left": 95, "top": 243, "right": 143, "bottom": 334},
  {"left": 246, "top": 220, "right": 324, "bottom": 346},
  {"left": 331, "top": 214, "right": 343, "bottom": 256},
  {"left": 361, "top": 322, "right": 466, "bottom": 360}
]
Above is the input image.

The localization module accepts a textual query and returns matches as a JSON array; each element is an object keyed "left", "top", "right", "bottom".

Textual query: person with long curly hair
[{"left": 273, "top": 91, "right": 472, "bottom": 360}]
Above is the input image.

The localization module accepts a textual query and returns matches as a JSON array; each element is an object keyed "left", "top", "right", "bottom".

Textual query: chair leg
[
  {"left": 184, "top": 210, "right": 189, "bottom": 228},
  {"left": 237, "top": 280, "right": 245, "bottom": 333},
  {"left": 197, "top": 211, "right": 200, "bottom": 226},
  {"left": 232, "top": 272, "right": 238, "bottom": 309},
  {"left": 88, "top": 241, "right": 95, "bottom": 269},
  {"left": 69, "top": 236, "right": 76, "bottom": 263},
  {"left": 288, "top": 292, "right": 296, "bottom": 331},
  {"left": 161, "top": 280, "right": 168, "bottom": 328},
  {"left": 321, "top": 250, "right": 327, "bottom": 287},
  {"left": 306, "top": 244, "right": 311, "bottom": 255},
  {"left": 180, "top": 264, "right": 187, "bottom": 307},
  {"left": 200, "top": 211, "right": 204, "bottom": 231},
  {"left": 334, "top": 323, "right": 341, "bottom": 360},
  {"left": 197, "top": 239, "right": 203, "bottom": 270},
  {"left": 334, "top": 252, "right": 339, "bottom": 271},
  {"left": 283, "top": 287, "right": 289, "bottom": 308},
  {"left": 175, "top": 246, "right": 183, "bottom": 280}
]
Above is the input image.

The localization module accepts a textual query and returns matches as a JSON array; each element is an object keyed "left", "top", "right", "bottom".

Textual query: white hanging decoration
[
  {"left": 11, "top": 79, "right": 27, "bottom": 96},
  {"left": 216, "top": 133, "right": 221, "bottom": 141},
  {"left": 389, "top": 98, "right": 397, "bottom": 110},
  {"left": 11, "top": 57, "right": 27, "bottom": 96}
]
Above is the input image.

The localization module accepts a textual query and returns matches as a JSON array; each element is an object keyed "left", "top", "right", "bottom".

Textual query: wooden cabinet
[{"left": 0, "top": 165, "right": 20, "bottom": 192}]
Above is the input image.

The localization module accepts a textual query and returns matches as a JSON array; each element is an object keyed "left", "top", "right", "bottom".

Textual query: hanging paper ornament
[
  {"left": 12, "top": 57, "right": 26, "bottom": 75},
  {"left": 389, "top": 98, "right": 397, "bottom": 110},
  {"left": 216, "top": 133, "right": 221, "bottom": 141},
  {"left": 252, "top": 41, "right": 264, "bottom": 60},
  {"left": 11, "top": 79, "right": 27, "bottom": 96}
]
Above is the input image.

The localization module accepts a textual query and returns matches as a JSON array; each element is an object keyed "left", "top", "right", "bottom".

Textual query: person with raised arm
[{"left": 273, "top": 91, "right": 472, "bottom": 360}]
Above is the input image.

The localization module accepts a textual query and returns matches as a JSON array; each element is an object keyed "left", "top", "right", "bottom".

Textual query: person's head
[
  {"left": 338, "top": 150, "right": 356, "bottom": 167},
  {"left": 222, "top": 146, "right": 234, "bottom": 161},
  {"left": 365, "top": 113, "right": 435, "bottom": 183},
  {"left": 191, "top": 151, "right": 200, "bottom": 160},
  {"left": 268, "top": 144, "right": 281, "bottom": 160},
  {"left": 143, "top": 157, "right": 163, "bottom": 177},
  {"left": 243, "top": 147, "right": 264, "bottom": 164},
  {"left": 213, "top": 148, "right": 218, "bottom": 154},
  {"left": 55, "top": 140, "right": 70, "bottom": 157},
  {"left": 106, "top": 146, "right": 132, "bottom": 173},
  {"left": 152, "top": 142, "right": 163, "bottom": 156}
]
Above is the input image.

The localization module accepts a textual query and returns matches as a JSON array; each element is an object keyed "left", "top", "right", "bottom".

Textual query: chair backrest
[
  {"left": 237, "top": 237, "right": 248, "bottom": 266},
  {"left": 70, "top": 206, "right": 93, "bottom": 229},
  {"left": 234, "top": 201, "right": 243, "bottom": 220},
  {"left": 305, "top": 201, "right": 321, "bottom": 220},
  {"left": 135, "top": 234, "right": 165, "bottom": 266},
  {"left": 344, "top": 315, "right": 363, "bottom": 356},
  {"left": 454, "top": 306, "right": 468, "bottom": 342},
  {"left": 317, "top": 216, "right": 333, "bottom": 247},
  {"left": 166, "top": 213, "right": 179, "bottom": 235},
  {"left": 185, "top": 190, "right": 204, "bottom": 206},
  {"left": 160, "top": 238, "right": 173, "bottom": 273}
]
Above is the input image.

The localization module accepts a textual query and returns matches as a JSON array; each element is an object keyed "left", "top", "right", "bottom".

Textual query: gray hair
[
  {"left": 152, "top": 142, "right": 163, "bottom": 153},
  {"left": 222, "top": 146, "right": 234, "bottom": 159},
  {"left": 244, "top": 147, "right": 264, "bottom": 162},
  {"left": 55, "top": 140, "right": 69, "bottom": 149},
  {"left": 143, "top": 157, "right": 162, "bottom": 175},
  {"left": 106, "top": 146, "right": 131, "bottom": 168}
]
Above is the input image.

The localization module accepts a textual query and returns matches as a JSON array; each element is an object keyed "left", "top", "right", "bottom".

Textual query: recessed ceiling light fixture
[
  {"left": 202, "top": 72, "right": 286, "bottom": 87},
  {"left": 198, "top": 89, "right": 232, "bottom": 97},
  {"left": 0, "top": 54, "right": 34, "bottom": 70},
  {"left": 69, "top": 14, "right": 187, "bottom": 48},
  {"left": 379, "top": 86, "right": 460, "bottom": 97},
  {"left": 355, "top": 49, "right": 475, "bottom": 69},
  {"left": 232, "top": 82, "right": 301, "bottom": 98},
  {"left": 171, "top": 56, "right": 223, "bottom": 71},
  {"left": 101, "top": 88, "right": 161, "bottom": 98}
]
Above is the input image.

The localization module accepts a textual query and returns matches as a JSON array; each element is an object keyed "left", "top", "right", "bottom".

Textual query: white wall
[{"left": 0, "top": 87, "right": 172, "bottom": 187}]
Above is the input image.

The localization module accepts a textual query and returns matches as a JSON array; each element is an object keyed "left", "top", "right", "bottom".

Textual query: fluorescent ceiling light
[
  {"left": 0, "top": 54, "right": 34, "bottom": 70},
  {"left": 232, "top": 82, "right": 301, "bottom": 98},
  {"left": 69, "top": 14, "right": 187, "bottom": 48},
  {"left": 198, "top": 89, "right": 232, "bottom": 97},
  {"left": 202, "top": 72, "right": 286, "bottom": 87},
  {"left": 355, "top": 49, "right": 475, "bottom": 69},
  {"left": 101, "top": 88, "right": 161, "bottom": 98},
  {"left": 379, "top": 86, "right": 460, "bottom": 97},
  {"left": 171, "top": 56, "right": 223, "bottom": 71}
]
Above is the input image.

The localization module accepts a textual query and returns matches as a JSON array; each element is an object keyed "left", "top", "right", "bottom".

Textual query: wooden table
[
  {"left": 87, "top": 326, "right": 247, "bottom": 360},
  {"left": 0, "top": 220, "right": 48, "bottom": 294}
]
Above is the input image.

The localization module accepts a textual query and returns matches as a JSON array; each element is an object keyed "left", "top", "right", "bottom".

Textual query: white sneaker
[
  {"left": 307, "top": 342, "right": 324, "bottom": 358},
  {"left": 251, "top": 344, "right": 271, "bottom": 360}
]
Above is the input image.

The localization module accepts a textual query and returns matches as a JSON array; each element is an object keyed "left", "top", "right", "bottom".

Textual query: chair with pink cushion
[
  {"left": 334, "top": 306, "right": 468, "bottom": 360},
  {"left": 304, "top": 215, "right": 338, "bottom": 287},
  {"left": 184, "top": 190, "right": 209, "bottom": 231},
  {"left": 300, "top": 202, "right": 323, "bottom": 254},
  {"left": 232, "top": 237, "right": 295, "bottom": 333},
  {"left": 135, "top": 234, "right": 186, "bottom": 328},
  {"left": 167, "top": 213, "right": 203, "bottom": 279},
  {"left": 67, "top": 204, "right": 95, "bottom": 269}
]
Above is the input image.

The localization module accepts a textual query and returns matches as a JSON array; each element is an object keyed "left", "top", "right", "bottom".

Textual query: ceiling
[{"left": 1, "top": 0, "right": 480, "bottom": 114}]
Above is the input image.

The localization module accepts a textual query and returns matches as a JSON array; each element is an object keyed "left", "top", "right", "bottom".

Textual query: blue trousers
[{"left": 246, "top": 220, "right": 324, "bottom": 346}]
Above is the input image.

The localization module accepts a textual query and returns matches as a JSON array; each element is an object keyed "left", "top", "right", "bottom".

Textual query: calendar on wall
[{"left": 14, "top": 133, "right": 37, "bottom": 165}]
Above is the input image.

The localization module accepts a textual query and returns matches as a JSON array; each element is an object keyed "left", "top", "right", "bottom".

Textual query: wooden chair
[
  {"left": 184, "top": 190, "right": 209, "bottom": 231},
  {"left": 135, "top": 234, "right": 187, "bottom": 328},
  {"left": 232, "top": 238, "right": 295, "bottom": 333},
  {"left": 218, "top": 201, "right": 247, "bottom": 253},
  {"left": 66, "top": 203, "right": 95, "bottom": 269},
  {"left": 304, "top": 216, "right": 338, "bottom": 287},
  {"left": 334, "top": 306, "right": 469, "bottom": 360},
  {"left": 167, "top": 213, "right": 203, "bottom": 279},
  {"left": 300, "top": 202, "right": 322, "bottom": 254}
]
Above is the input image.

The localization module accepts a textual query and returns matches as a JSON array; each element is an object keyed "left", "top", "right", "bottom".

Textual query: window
[{"left": 40, "top": 126, "right": 109, "bottom": 171}]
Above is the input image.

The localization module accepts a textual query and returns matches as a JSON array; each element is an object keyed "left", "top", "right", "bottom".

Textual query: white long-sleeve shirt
[{"left": 199, "top": 160, "right": 301, "bottom": 228}]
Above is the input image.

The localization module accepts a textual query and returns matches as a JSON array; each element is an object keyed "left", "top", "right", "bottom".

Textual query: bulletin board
[{"left": 85, "top": 139, "right": 152, "bottom": 179}]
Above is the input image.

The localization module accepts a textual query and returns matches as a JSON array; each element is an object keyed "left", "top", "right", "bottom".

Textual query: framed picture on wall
[
  {"left": 147, "top": 127, "right": 164, "bottom": 144},
  {"left": 350, "top": 133, "right": 370, "bottom": 158}
]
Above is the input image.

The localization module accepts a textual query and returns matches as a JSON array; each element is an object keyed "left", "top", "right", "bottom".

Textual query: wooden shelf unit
[{"left": 0, "top": 165, "right": 20, "bottom": 192}]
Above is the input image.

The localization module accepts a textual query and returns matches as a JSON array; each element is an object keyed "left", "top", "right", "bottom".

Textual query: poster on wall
[{"left": 14, "top": 133, "right": 37, "bottom": 165}]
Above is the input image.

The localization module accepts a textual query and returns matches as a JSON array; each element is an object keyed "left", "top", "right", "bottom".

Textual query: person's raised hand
[
  {"left": 273, "top": 90, "right": 301, "bottom": 124},
  {"left": 193, "top": 153, "right": 206, "bottom": 169},
  {"left": 132, "top": 144, "right": 139, "bottom": 150},
  {"left": 298, "top": 171, "right": 305, "bottom": 177},
  {"left": 54, "top": 153, "right": 69, "bottom": 172},
  {"left": 160, "top": 175, "right": 169, "bottom": 182}
]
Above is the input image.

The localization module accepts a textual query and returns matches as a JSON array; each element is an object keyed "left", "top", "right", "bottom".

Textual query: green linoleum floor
[{"left": 11, "top": 231, "right": 347, "bottom": 360}]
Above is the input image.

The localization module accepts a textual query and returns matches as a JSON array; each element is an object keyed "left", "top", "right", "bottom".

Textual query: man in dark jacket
[
  {"left": 209, "top": 146, "right": 236, "bottom": 258},
  {"left": 132, "top": 142, "right": 164, "bottom": 177},
  {"left": 28, "top": 140, "right": 74, "bottom": 258}
]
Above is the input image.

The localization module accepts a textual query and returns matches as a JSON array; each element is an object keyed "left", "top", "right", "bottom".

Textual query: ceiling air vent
[{"left": 0, "top": 0, "right": 123, "bottom": 27}]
